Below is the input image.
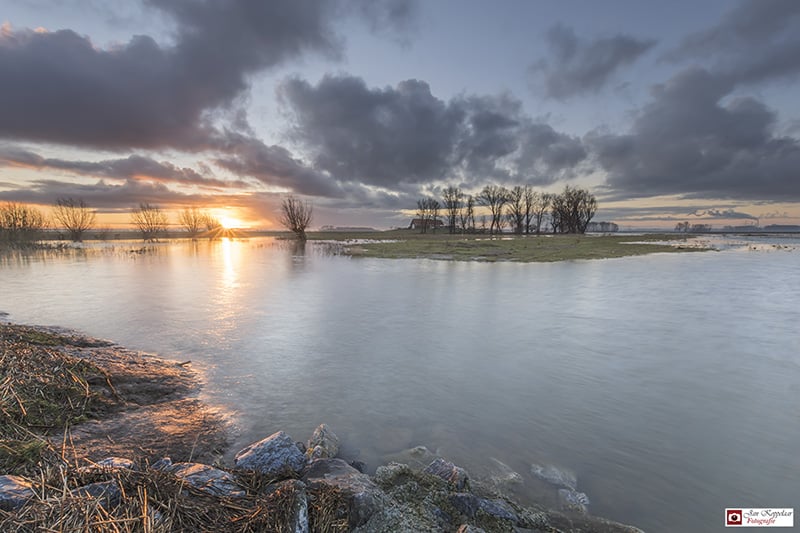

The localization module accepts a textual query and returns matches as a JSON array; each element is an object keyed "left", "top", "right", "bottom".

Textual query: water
[{"left": 1, "top": 237, "right": 798, "bottom": 532}]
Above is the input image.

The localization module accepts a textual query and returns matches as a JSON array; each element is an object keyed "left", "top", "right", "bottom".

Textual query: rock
[
  {"left": 530, "top": 463, "right": 577, "bottom": 490},
  {"left": 303, "top": 458, "right": 385, "bottom": 528},
  {"left": 449, "top": 492, "right": 520, "bottom": 523},
  {"left": 0, "top": 475, "right": 34, "bottom": 511},
  {"left": 306, "top": 424, "right": 340, "bottom": 460},
  {"left": 164, "top": 462, "right": 246, "bottom": 498},
  {"left": 374, "top": 462, "right": 414, "bottom": 486},
  {"left": 265, "top": 479, "right": 308, "bottom": 533},
  {"left": 349, "top": 460, "right": 366, "bottom": 473},
  {"left": 235, "top": 431, "right": 307, "bottom": 477},
  {"left": 79, "top": 456, "right": 135, "bottom": 474},
  {"left": 457, "top": 525, "right": 487, "bottom": 533},
  {"left": 72, "top": 481, "right": 122, "bottom": 508},
  {"left": 487, "top": 457, "right": 523, "bottom": 492},
  {"left": 558, "top": 488, "right": 590, "bottom": 514},
  {"left": 423, "top": 458, "right": 469, "bottom": 490},
  {"left": 383, "top": 445, "right": 439, "bottom": 468}
]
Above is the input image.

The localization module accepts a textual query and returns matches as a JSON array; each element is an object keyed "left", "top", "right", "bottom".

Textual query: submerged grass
[{"left": 312, "top": 230, "right": 708, "bottom": 262}]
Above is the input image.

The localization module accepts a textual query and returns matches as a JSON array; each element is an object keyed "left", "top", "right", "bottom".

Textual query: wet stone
[
  {"left": 424, "top": 457, "right": 469, "bottom": 490},
  {"left": 0, "top": 475, "right": 34, "bottom": 511},
  {"left": 72, "top": 480, "right": 122, "bottom": 509},
  {"left": 303, "top": 458, "right": 384, "bottom": 528},
  {"left": 235, "top": 431, "right": 307, "bottom": 477},
  {"left": 530, "top": 463, "right": 578, "bottom": 490},
  {"left": 558, "top": 488, "right": 590, "bottom": 514},
  {"left": 306, "top": 423, "right": 340, "bottom": 460},
  {"left": 165, "top": 462, "right": 246, "bottom": 498}
]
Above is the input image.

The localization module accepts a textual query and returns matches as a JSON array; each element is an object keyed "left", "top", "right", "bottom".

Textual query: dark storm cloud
[
  {"left": 532, "top": 24, "right": 656, "bottom": 99},
  {"left": 213, "top": 134, "right": 343, "bottom": 197},
  {"left": 279, "top": 75, "right": 587, "bottom": 188},
  {"left": 0, "top": 146, "right": 247, "bottom": 189},
  {"left": 0, "top": 0, "right": 417, "bottom": 150},
  {"left": 664, "top": 0, "right": 800, "bottom": 86},
  {"left": 587, "top": 67, "right": 800, "bottom": 201}
]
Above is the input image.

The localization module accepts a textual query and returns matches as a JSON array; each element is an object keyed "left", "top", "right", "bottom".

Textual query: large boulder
[
  {"left": 306, "top": 424, "right": 340, "bottom": 460},
  {"left": 235, "top": 431, "right": 307, "bottom": 477},
  {"left": 0, "top": 475, "right": 34, "bottom": 511},
  {"left": 303, "top": 458, "right": 385, "bottom": 528},
  {"left": 164, "top": 462, "right": 246, "bottom": 498}
]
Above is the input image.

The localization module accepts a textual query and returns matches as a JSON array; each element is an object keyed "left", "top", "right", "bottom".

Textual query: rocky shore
[{"left": 0, "top": 323, "right": 644, "bottom": 532}]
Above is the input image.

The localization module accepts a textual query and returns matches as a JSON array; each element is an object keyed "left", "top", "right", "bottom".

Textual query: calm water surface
[{"left": 1, "top": 237, "right": 798, "bottom": 532}]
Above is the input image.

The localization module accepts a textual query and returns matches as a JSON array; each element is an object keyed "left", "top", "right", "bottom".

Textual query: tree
[
  {"left": 204, "top": 213, "right": 223, "bottom": 232},
  {"left": 179, "top": 207, "right": 206, "bottom": 239},
  {"left": 675, "top": 221, "right": 691, "bottom": 232},
  {"left": 478, "top": 185, "right": 509, "bottom": 235},
  {"left": 280, "top": 196, "right": 313, "bottom": 240},
  {"left": 414, "top": 197, "right": 441, "bottom": 234},
  {"left": 442, "top": 186, "right": 463, "bottom": 234},
  {"left": 531, "top": 192, "right": 552, "bottom": 235},
  {"left": 505, "top": 185, "right": 526, "bottom": 234},
  {"left": 0, "top": 202, "right": 47, "bottom": 245},
  {"left": 459, "top": 194, "right": 476, "bottom": 233},
  {"left": 131, "top": 203, "right": 168, "bottom": 241},
  {"left": 550, "top": 186, "right": 597, "bottom": 234},
  {"left": 53, "top": 197, "right": 96, "bottom": 242}
]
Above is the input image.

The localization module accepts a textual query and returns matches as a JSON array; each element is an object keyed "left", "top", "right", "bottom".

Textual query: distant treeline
[{"left": 413, "top": 184, "right": 598, "bottom": 235}]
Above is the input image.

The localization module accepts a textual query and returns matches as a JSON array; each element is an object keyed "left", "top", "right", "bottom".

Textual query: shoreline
[{"left": 1, "top": 322, "right": 645, "bottom": 532}]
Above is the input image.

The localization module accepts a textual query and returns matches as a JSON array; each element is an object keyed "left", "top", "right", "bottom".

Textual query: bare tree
[
  {"left": 478, "top": 185, "right": 509, "bottom": 235},
  {"left": 131, "top": 203, "right": 168, "bottom": 241},
  {"left": 459, "top": 194, "right": 475, "bottom": 233},
  {"left": 442, "top": 186, "right": 463, "bottom": 234},
  {"left": 0, "top": 202, "right": 47, "bottom": 245},
  {"left": 506, "top": 186, "right": 526, "bottom": 234},
  {"left": 414, "top": 197, "right": 442, "bottom": 234},
  {"left": 550, "top": 186, "right": 597, "bottom": 233},
  {"left": 531, "top": 192, "right": 552, "bottom": 235},
  {"left": 280, "top": 196, "right": 313, "bottom": 240},
  {"left": 179, "top": 207, "right": 206, "bottom": 239},
  {"left": 204, "top": 213, "right": 222, "bottom": 232},
  {"left": 53, "top": 197, "right": 96, "bottom": 242},
  {"left": 523, "top": 186, "right": 535, "bottom": 234}
]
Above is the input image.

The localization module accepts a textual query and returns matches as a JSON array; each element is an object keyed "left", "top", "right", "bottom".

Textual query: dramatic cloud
[
  {"left": 0, "top": 146, "right": 246, "bottom": 189},
  {"left": 588, "top": 67, "right": 800, "bottom": 201},
  {"left": 279, "top": 75, "right": 586, "bottom": 188},
  {"left": 0, "top": 0, "right": 417, "bottom": 151},
  {"left": 532, "top": 24, "right": 656, "bottom": 99},
  {"left": 664, "top": 0, "right": 800, "bottom": 86},
  {"left": 688, "top": 208, "right": 758, "bottom": 220}
]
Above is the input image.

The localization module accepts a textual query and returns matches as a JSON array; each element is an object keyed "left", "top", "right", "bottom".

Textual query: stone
[
  {"left": 558, "top": 488, "right": 590, "bottom": 514},
  {"left": 530, "top": 463, "right": 578, "bottom": 490},
  {"left": 150, "top": 457, "right": 173, "bottom": 470},
  {"left": 449, "top": 492, "right": 520, "bottom": 523},
  {"left": 235, "top": 431, "right": 307, "bottom": 477},
  {"left": 303, "top": 458, "right": 385, "bottom": 528},
  {"left": 265, "top": 480, "right": 309, "bottom": 533},
  {"left": 0, "top": 475, "right": 34, "bottom": 511},
  {"left": 72, "top": 481, "right": 122, "bottom": 508},
  {"left": 306, "top": 424, "right": 340, "bottom": 460},
  {"left": 383, "top": 445, "right": 439, "bottom": 469},
  {"left": 423, "top": 458, "right": 469, "bottom": 490},
  {"left": 165, "top": 462, "right": 246, "bottom": 498},
  {"left": 457, "top": 525, "right": 487, "bottom": 533},
  {"left": 78, "top": 456, "right": 135, "bottom": 474}
]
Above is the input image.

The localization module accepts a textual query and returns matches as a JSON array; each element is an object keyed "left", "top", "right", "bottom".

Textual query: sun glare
[{"left": 218, "top": 215, "right": 242, "bottom": 229}]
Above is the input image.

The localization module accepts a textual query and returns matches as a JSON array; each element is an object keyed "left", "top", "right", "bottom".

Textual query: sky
[{"left": 1, "top": 0, "right": 799, "bottom": 230}]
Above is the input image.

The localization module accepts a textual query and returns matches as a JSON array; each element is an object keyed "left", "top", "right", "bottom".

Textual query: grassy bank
[{"left": 309, "top": 230, "right": 708, "bottom": 262}]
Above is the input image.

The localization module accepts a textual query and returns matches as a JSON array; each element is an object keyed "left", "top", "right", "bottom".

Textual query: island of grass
[{"left": 309, "top": 230, "right": 709, "bottom": 262}]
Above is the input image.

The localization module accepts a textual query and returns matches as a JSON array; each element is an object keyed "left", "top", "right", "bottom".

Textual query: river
[{"left": 1, "top": 235, "right": 798, "bottom": 532}]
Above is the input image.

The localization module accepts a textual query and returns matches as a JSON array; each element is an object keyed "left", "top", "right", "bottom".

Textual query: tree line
[
  {"left": 414, "top": 184, "right": 597, "bottom": 235},
  {"left": 0, "top": 200, "right": 229, "bottom": 245}
]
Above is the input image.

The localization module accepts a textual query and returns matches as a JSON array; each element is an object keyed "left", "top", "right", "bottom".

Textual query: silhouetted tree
[
  {"left": 550, "top": 186, "right": 596, "bottom": 233},
  {"left": 479, "top": 185, "right": 509, "bottom": 235},
  {"left": 0, "top": 202, "right": 47, "bottom": 245},
  {"left": 459, "top": 194, "right": 476, "bottom": 233},
  {"left": 131, "top": 203, "right": 168, "bottom": 241},
  {"left": 280, "top": 196, "right": 313, "bottom": 240},
  {"left": 442, "top": 186, "right": 463, "bottom": 234},
  {"left": 415, "top": 197, "right": 442, "bottom": 234},
  {"left": 531, "top": 192, "right": 552, "bottom": 235},
  {"left": 506, "top": 186, "right": 526, "bottom": 234},
  {"left": 179, "top": 207, "right": 206, "bottom": 238},
  {"left": 53, "top": 197, "right": 95, "bottom": 242}
]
